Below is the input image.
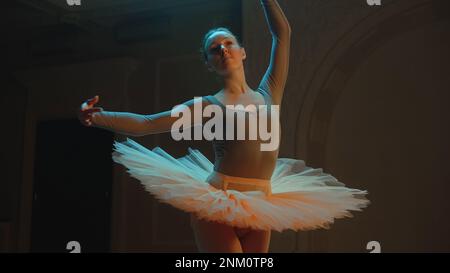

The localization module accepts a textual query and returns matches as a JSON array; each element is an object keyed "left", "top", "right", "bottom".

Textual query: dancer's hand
[{"left": 78, "top": 95, "right": 103, "bottom": 127}]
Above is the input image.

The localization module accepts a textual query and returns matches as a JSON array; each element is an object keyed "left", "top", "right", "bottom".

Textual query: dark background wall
[{"left": 0, "top": 0, "right": 449, "bottom": 252}]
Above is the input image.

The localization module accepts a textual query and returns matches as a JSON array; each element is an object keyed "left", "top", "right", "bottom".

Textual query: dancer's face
[{"left": 204, "top": 31, "right": 246, "bottom": 76}]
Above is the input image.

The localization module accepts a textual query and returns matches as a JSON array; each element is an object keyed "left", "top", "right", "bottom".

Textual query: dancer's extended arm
[
  {"left": 78, "top": 95, "right": 207, "bottom": 137},
  {"left": 258, "top": 0, "right": 291, "bottom": 104}
]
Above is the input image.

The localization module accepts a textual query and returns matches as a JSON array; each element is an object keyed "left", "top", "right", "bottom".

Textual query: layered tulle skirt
[{"left": 112, "top": 139, "right": 369, "bottom": 232}]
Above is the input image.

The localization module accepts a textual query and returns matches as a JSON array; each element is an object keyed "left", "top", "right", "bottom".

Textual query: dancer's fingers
[
  {"left": 81, "top": 102, "right": 90, "bottom": 111},
  {"left": 91, "top": 107, "right": 103, "bottom": 112},
  {"left": 82, "top": 107, "right": 102, "bottom": 114},
  {"left": 88, "top": 95, "right": 99, "bottom": 106},
  {"left": 81, "top": 119, "right": 90, "bottom": 126},
  {"left": 81, "top": 96, "right": 99, "bottom": 110},
  {"left": 82, "top": 118, "right": 91, "bottom": 126}
]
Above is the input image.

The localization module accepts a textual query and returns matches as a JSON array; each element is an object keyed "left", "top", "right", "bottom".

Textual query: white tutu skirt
[{"left": 112, "top": 139, "right": 370, "bottom": 232}]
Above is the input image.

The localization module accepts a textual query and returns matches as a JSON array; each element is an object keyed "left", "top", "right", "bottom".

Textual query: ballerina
[{"left": 78, "top": 0, "right": 369, "bottom": 253}]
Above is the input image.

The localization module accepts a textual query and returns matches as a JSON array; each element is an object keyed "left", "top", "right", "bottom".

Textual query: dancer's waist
[{"left": 211, "top": 171, "right": 272, "bottom": 196}]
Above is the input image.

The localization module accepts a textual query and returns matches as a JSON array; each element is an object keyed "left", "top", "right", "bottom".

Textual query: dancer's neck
[{"left": 221, "top": 67, "right": 252, "bottom": 96}]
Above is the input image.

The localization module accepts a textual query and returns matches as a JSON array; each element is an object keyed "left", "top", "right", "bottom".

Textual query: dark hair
[{"left": 200, "top": 27, "right": 242, "bottom": 62}]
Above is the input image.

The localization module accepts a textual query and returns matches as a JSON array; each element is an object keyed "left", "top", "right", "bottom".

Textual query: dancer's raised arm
[
  {"left": 258, "top": 0, "right": 291, "bottom": 104},
  {"left": 78, "top": 95, "right": 208, "bottom": 137}
]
